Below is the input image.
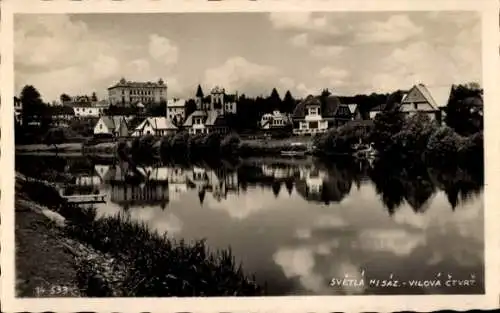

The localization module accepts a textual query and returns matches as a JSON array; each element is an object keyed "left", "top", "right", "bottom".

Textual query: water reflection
[{"left": 15, "top": 154, "right": 484, "bottom": 295}]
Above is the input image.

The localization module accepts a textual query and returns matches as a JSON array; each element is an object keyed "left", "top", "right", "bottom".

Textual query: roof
[
  {"left": 196, "top": 85, "right": 204, "bottom": 98},
  {"left": 167, "top": 99, "right": 186, "bottom": 108},
  {"left": 100, "top": 115, "right": 127, "bottom": 130},
  {"left": 370, "top": 105, "right": 383, "bottom": 112},
  {"left": 293, "top": 95, "right": 341, "bottom": 119},
  {"left": 183, "top": 110, "right": 208, "bottom": 127},
  {"left": 108, "top": 78, "right": 166, "bottom": 90},
  {"left": 346, "top": 104, "right": 358, "bottom": 114},
  {"left": 137, "top": 117, "right": 178, "bottom": 131},
  {"left": 402, "top": 84, "right": 452, "bottom": 109}
]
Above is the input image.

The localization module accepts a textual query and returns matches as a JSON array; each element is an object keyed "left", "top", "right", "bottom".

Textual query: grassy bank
[{"left": 15, "top": 173, "right": 264, "bottom": 297}]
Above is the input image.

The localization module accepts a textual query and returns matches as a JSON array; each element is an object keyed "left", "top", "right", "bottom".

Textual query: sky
[{"left": 14, "top": 11, "right": 481, "bottom": 103}]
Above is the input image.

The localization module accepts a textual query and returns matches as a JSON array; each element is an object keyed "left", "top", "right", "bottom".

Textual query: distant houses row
[
  {"left": 16, "top": 80, "right": 483, "bottom": 137},
  {"left": 92, "top": 83, "right": 478, "bottom": 138}
]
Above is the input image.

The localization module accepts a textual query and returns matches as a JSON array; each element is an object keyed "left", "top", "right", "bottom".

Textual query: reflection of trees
[
  {"left": 284, "top": 178, "right": 294, "bottom": 196},
  {"left": 369, "top": 158, "right": 435, "bottom": 214},
  {"left": 369, "top": 157, "right": 482, "bottom": 214},
  {"left": 428, "top": 165, "right": 483, "bottom": 210},
  {"left": 271, "top": 182, "right": 281, "bottom": 197}
]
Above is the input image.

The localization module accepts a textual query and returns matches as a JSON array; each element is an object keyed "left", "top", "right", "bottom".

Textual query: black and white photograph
[{"left": 1, "top": 0, "right": 499, "bottom": 312}]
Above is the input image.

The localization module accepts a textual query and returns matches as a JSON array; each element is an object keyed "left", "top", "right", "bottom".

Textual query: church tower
[{"left": 195, "top": 84, "right": 205, "bottom": 110}]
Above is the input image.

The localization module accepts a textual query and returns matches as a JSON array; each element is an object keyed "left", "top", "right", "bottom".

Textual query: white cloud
[
  {"left": 357, "top": 229, "right": 426, "bottom": 257},
  {"left": 365, "top": 39, "right": 481, "bottom": 93},
  {"left": 203, "top": 57, "right": 279, "bottom": 96},
  {"left": 148, "top": 34, "right": 179, "bottom": 66},
  {"left": 289, "top": 33, "right": 309, "bottom": 47},
  {"left": 91, "top": 54, "right": 120, "bottom": 79},
  {"left": 268, "top": 12, "right": 314, "bottom": 30},
  {"left": 355, "top": 14, "right": 423, "bottom": 44},
  {"left": 310, "top": 46, "right": 345, "bottom": 58},
  {"left": 15, "top": 15, "right": 93, "bottom": 70},
  {"left": 269, "top": 12, "right": 339, "bottom": 34}
]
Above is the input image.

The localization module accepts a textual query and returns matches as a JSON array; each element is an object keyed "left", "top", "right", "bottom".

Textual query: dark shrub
[{"left": 220, "top": 133, "right": 241, "bottom": 155}]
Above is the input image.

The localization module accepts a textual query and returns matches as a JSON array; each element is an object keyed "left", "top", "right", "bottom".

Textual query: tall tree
[
  {"left": 282, "top": 90, "right": 296, "bottom": 113},
  {"left": 268, "top": 88, "right": 282, "bottom": 112},
  {"left": 20, "top": 85, "right": 46, "bottom": 126},
  {"left": 60, "top": 93, "right": 72, "bottom": 104}
]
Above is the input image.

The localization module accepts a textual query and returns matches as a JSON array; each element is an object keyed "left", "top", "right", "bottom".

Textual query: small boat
[
  {"left": 281, "top": 150, "right": 307, "bottom": 157},
  {"left": 281, "top": 142, "right": 309, "bottom": 157}
]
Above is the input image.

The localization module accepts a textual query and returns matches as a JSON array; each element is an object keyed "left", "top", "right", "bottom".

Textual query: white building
[
  {"left": 260, "top": 110, "right": 291, "bottom": 129},
  {"left": 108, "top": 78, "right": 167, "bottom": 107},
  {"left": 167, "top": 99, "right": 186, "bottom": 122},
  {"left": 94, "top": 116, "right": 129, "bottom": 137},
  {"left": 131, "top": 117, "right": 177, "bottom": 137}
]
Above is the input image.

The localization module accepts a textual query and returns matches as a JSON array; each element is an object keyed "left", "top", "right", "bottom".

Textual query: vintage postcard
[{"left": 1, "top": 0, "right": 499, "bottom": 312}]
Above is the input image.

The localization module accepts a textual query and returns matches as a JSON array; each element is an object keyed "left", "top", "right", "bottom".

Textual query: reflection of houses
[
  {"left": 131, "top": 117, "right": 177, "bottom": 137},
  {"left": 105, "top": 163, "right": 170, "bottom": 208},
  {"left": 261, "top": 164, "right": 297, "bottom": 179},
  {"left": 398, "top": 84, "right": 451, "bottom": 122},
  {"left": 186, "top": 166, "right": 239, "bottom": 203},
  {"left": 166, "top": 167, "right": 188, "bottom": 201},
  {"left": 94, "top": 116, "right": 129, "bottom": 137},
  {"left": 183, "top": 86, "right": 237, "bottom": 135},
  {"left": 260, "top": 110, "right": 292, "bottom": 129},
  {"left": 292, "top": 95, "right": 342, "bottom": 135},
  {"left": 295, "top": 165, "right": 352, "bottom": 204}
]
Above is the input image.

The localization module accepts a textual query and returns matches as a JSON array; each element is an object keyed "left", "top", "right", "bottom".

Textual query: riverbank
[
  {"left": 15, "top": 172, "right": 264, "bottom": 297},
  {"left": 17, "top": 135, "right": 315, "bottom": 157}
]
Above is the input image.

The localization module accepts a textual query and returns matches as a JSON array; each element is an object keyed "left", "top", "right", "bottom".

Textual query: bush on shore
[
  {"left": 18, "top": 176, "right": 264, "bottom": 297},
  {"left": 66, "top": 211, "right": 263, "bottom": 297},
  {"left": 160, "top": 132, "right": 241, "bottom": 159}
]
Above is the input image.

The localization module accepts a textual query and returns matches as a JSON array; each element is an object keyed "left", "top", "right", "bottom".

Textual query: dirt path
[{"left": 15, "top": 200, "right": 81, "bottom": 297}]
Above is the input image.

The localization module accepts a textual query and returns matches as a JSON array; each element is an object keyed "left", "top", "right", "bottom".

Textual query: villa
[
  {"left": 167, "top": 99, "right": 186, "bottom": 124},
  {"left": 183, "top": 86, "right": 237, "bottom": 135},
  {"left": 93, "top": 115, "right": 129, "bottom": 137},
  {"left": 260, "top": 110, "right": 292, "bottom": 130},
  {"left": 291, "top": 94, "right": 342, "bottom": 135},
  {"left": 398, "top": 83, "right": 451, "bottom": 122},
  {"left": 131, "top": 117, "right": 178, "bottom": 137}
]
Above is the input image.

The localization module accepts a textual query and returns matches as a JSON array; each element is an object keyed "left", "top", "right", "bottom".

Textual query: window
[
  {"left": 309, "top": 121, "right": 318, "bottom": 129},
  {"left": 308, "top": 107, "right": 318, "bottom": 115},
  {"left": 100, "top": 123, "right": 103, "bottom": 129}
]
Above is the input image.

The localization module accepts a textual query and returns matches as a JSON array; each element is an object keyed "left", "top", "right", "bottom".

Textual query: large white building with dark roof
[{"left": 108, "top": 78, "right": 167, "bottom": 107}]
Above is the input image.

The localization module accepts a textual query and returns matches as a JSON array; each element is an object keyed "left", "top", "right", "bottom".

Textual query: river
[{"left": 15, "top": 153, "right": 484, "bottom": 295}]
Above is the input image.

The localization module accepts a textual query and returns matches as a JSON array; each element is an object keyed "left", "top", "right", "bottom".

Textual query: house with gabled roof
[
  {"left": 399, "top": 83, "right": 451, "bottom": 122},
  {"left": 183, "top": 86, "right": 236, "bottom": 135},
  {"left": 334, "top": 103, "right": 362, "bottom": 126},
  {"left": 131, "top": 117, "right": 178, "bottom": 137},
  {"left": 93, "top": 115, "right": 129, "bottom": 137},
  {"left": 292, "top": 94, "right": 342, "bottom": 135}
]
